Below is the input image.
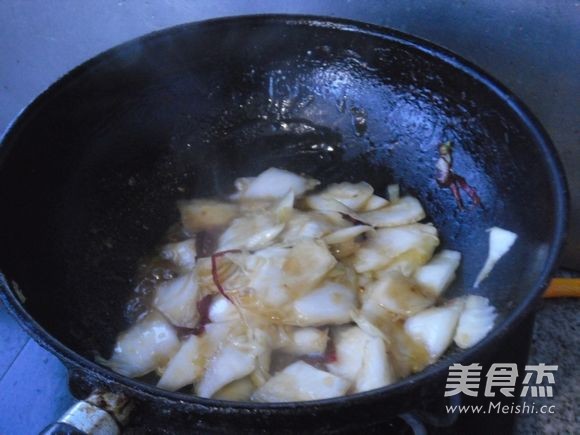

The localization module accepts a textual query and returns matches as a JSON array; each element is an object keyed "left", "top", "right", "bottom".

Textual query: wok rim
[{"left": 0, "top": 13, "right": 569, "bottom": 412}]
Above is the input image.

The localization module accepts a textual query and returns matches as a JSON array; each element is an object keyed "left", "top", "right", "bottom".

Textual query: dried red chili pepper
[
  {"left": 435, "top": 141, "right": 481, "bottom": 209},
  {"left": 173, "top": 294, "right": 214, "bottom": 337},
  {"left": 191, "top": 294, "right": 213, "bottom": 335}
]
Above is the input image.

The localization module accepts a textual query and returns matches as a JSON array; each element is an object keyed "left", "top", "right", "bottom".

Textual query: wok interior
[{"left": 0, "top": 18, "right": 559, "bottom": 385}]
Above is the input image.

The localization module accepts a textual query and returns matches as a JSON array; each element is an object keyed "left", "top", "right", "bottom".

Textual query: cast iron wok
[{"left": 0, "top": 15, "right": 567, "bottom": 433}]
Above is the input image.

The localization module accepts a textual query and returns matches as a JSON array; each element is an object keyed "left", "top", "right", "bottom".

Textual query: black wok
[{"left": 0, "top": 15, "right": 567, "bottom": 434}]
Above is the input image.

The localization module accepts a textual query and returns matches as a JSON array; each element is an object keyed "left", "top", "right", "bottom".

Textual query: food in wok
[{"left": 100, "top": 167, "right": 512, "bottom": 402}]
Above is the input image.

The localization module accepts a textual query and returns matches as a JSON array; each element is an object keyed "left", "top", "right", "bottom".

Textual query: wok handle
[
  {"left": 40, "top": 422, "right": 87, "bottom": 435},
  {"left": 39, "top": 390, "right": 133, "bottom": 435},
  {"left": 544, "top": 278, "right": 580, "bottom": 298},
  {"left": 399, "top": 394, "right": 461, "bottom": 435}
]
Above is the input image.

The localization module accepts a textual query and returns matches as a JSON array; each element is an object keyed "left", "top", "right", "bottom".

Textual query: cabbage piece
[
  {"left": 273, "top": 190, "right": 295, "bottom": 223},
  {"left": 414, "top": 250, "right": 461, "bottom": 297},
  {"left": 220, "top": 190, "right": 296, "bottom": 251},
  {"left": 235, "top": 194, "right": 283, "bottom": 212},
  {"left": 194, "top": 321, "right": 264, "bottom": 398},
  {"left": 353, "top": 224, "right": 439, "bottom": 273},
  {"left": 474, "top": 227, "right": 518, "bottom": 288},
  {"left": 323, "top": 225, "right": 374, "bottom": 244},
  {"left": 243, "top": 246, "right": 295, "bottom": 308},
  {"left": 157, "top": 335, "right": 203, "bottom": 391},
  {"left": 251, "top": 361, "right": 350, "bottom": 402},
  {"left": 203, "top": 322, "right": 238, "bottom": 356},
  {"left": 153, "top": 270, "right": 200, "bottom": 328},
  {"left": 327, "top": 325, "right": 393, "bottom": 393},
  {"left": 292, "top": 282, "right": 356, "bottom": 326},
  {"left": 350, "top": 310, "right": 389, "bottom": 342},
  {"left": 304, "top": 195, "right": 355, "bottom": 214},
  {"left": 355, "top": 332, "right": 395, "bottom": 393},
  {"left": 281, "top": 211, "right": 336, "bottom": 243},
  {"left": 155, "top": 321, "right": 254, "bottom": 396},
  {"left": 362, "top": 271, "right": 434, "bottom": 317},
  {"left": 196, "top": 344, "right": 257, "bottom": 398},
  {"left": 404, "top": 300, "right": 463, "bottom": 361},
  {"left": 208, "top": 295, "right": 240, "bottom": 323},
  {"left": 237, "top": 198, "right": 277, "bottom": 212},
  {"left": 277, "top": 327, "right": 329, "bottom": 355},
  {"left": 244, "top": 240, "right": 337, "bottom": 309},
  {"left": 240, "top": 168, "right": 319, "bottom": 199},
  {"left": 454, "top": 296, "right": 497, "bottom": 349},
  {"left": 357, "top": 272, "right": 374, "bottom": 290},
  {"left": 328, "top": 238, "right": 361, "bottom": 260},
  {"left": 178, "top": 199, "right": 238, "bottom": 233},
  {"left": 307, "top": 182, "right": 374, "bottom": 211},
  {"left": 374, "top": 256, "right": 422, "bottom": 278},
  {"left": 324, "top": 225, "right": 374, "bottom": 260},
  {"left": 213, "top": 377, "right": 255, "bottom": 401},
  {"left": 326, "top": 326, "right": 366, "bottom": 381},
  {"left": 234, "top": 193, "right": 293, "bottom": 215},
  {"left": 248, "top": 327, "right": 276, "bottom": 388},
  {"left": 160, "top": 239, "right": 197, "bottom": 272},
  {"left": 218, "top": 213, "right": 285, "bottom": 251},
  {"left": 359, "top": 196, "right": 425, "bottom": 228},
  {"left": 380, "top": 317, "right": 430, "bottom": 377},
  {"left": 99, "top": 311, "right": 179, "bottom": 378},
  {"left": 196, "top": 254, "right": 248, "bottom": 296},
  {"left": 360, "top": 194, "right": 389, "bottom": 212},
  {"left": 325, "top": 262, "right": 359, "bottom": 291}
]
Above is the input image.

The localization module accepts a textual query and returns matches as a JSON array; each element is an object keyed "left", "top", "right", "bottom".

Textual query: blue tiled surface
[
  {"left": 0, "top": 303, "right": 29, "bottom": 375},
  {"left": 0, "top": 304, "right": 75, "bottom": 435}
]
